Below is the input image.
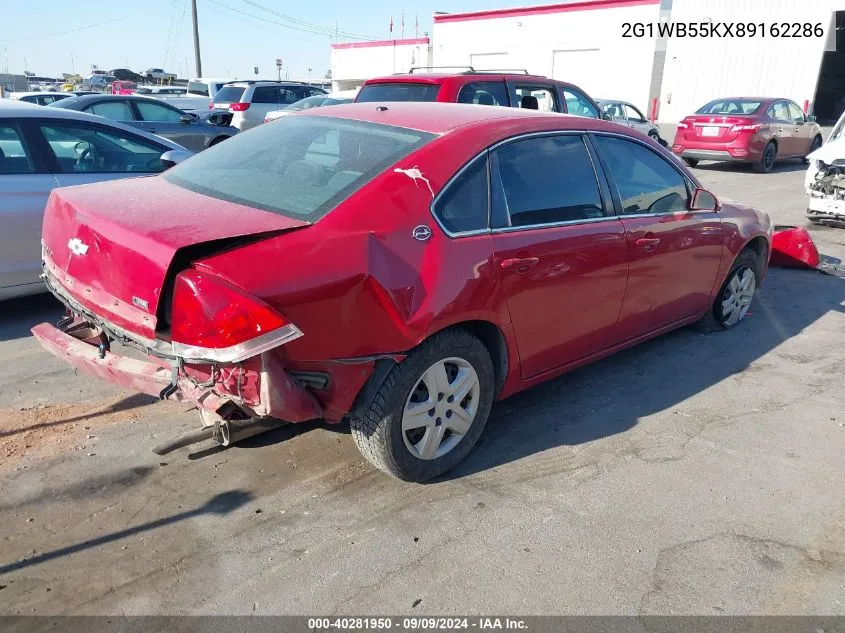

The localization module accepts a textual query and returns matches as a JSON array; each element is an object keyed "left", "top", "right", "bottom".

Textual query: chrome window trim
[{"left": 490, "top": 215, "right": 620, "bottom": 234}]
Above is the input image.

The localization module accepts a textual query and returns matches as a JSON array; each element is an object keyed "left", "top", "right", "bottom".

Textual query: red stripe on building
[
  {"left": 433, "top": 0, "right": 660, "bottom": 24},
  {"left": 332, "top": 37, "right": 430, "bottom": 50}
]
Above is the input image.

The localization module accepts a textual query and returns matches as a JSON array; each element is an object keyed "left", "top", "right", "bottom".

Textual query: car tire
[
  {"left": 683, "top": 157, "right": 699, "bottom": 168},
  {"left": 754, "top": 141, "right": 777, "bottom": 173},
  {"left": 691, "top": 248, "right": 760, "bottom": 333},
  {"left": 209, "top": 136, "right": 227, "bottom": 146},
  {"left": 350, "top": 328, "right": 495, "bottom": 482},
  {"left": 803, "top": 135, "right": 822, "bottom": 164}
]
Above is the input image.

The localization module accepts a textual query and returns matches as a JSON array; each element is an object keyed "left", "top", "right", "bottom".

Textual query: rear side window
[
  {"left": 252, "top": 86, "right": 281, "bottom": 104},
  {"left": 514, "top": 86, "right": 559, "bottom": 112},
  {"left": 593, "top": 135, "right": 688, "bottom": 215},
  {"left": 767, "top": 101, "right": 791, "bottom": 122},
  {"left": 434, "top": 156, "right": 489, "bottom": 234},
  {"left": 357, "top": 82, "right": 440, "bottom": 102},
  {"left": 85, "top": 101, "right": 133, "bottom": 120},
  {"left": 163, "top": 116, "right": 435, "bottom": 221},
  {"left": 0, "top": 124, "right": 34, "bottom": 173},
  {"left": 494, "top": 135, "right": 603, "bottom": 227},
  {"left": 213, "top": 86, "right": 245, "bottom": 103},
  {"left": 458, "top": 82, "right": 508, "bottom": 106}
]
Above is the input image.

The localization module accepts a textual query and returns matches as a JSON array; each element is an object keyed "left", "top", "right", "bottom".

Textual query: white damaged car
[{"left": 806, "top": 112, "right": 845, "bottom": 226}]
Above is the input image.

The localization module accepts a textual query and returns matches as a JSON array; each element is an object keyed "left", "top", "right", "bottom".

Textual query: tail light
[
  {"left": 677, "top": 121, "right": 689, "bottom": 129},
  {"left": 229, "top": 102, "right": 250, "bottom": 112},
  {"left": 731, "top": 123, "right": 763, "bottom": 133},
  {"left": 170, "top": 270, "right": 302, "bottom": 363},
  {"left": 208, "top": 103, "right": 215, "bottom": 110}
]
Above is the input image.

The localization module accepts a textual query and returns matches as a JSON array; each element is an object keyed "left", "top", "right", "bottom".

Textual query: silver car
[
  {"left": 0, "top": 100, "right": 189, "bottom": 300},
  {"left": 596, "top": 99, "right": 666, "bottom": 145},
  {"left": 49, "top": 95, "right": 238, "bottom": 152}
]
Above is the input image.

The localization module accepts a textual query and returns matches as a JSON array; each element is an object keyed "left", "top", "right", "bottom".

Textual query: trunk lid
[
  {"left": 43, "top": 176, "right": 308, "bottom": 339},
  {"left": 683, "top": 114, "right": 756, "bottom": 142}
]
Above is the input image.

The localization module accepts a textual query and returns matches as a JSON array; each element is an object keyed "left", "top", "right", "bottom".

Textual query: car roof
[
  {"left": 10, "top": 91, "right": 68, "bottom": 98},
  {"left": 55, "top": 94, "right": 180, "bottom": 105},
  {"left": 301, "top": 101, "right": 617, "bottom": 135},
  {"left": 363, "top": 72, "right": 553, "bottom": 85}
]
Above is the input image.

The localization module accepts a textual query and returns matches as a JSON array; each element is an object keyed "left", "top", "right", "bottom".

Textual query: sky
[{"left": 0, "top": 0, "right": 532, "bottom": 80}]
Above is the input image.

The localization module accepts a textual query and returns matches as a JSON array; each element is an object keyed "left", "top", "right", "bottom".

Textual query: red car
[
  {"left": 355, "top": 69, "right": 608, "bottom": 120},
  {"left": 672, "top": 97, "right": 823, "bottom": 173},
  {"left": 32, "top": 103, "right": 772, "bottom": 482}
]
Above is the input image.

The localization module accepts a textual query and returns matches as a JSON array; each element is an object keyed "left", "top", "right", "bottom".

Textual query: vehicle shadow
[
  {"left": 692, "top": 160, "right": 808, "bottom": 174},
  {"left": 444, "top": 268, "right": 845, "bottom": 481},
  {"left": 0, "top": 489, "right": 252, "bottom": 575},
  {"left": 0, "top": 293, "right": 63, "bottom": 343}
]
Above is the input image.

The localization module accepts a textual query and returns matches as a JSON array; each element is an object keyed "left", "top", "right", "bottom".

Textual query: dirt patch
[{"left": 0, "top": 393, "right": 179, "bottom": 469}]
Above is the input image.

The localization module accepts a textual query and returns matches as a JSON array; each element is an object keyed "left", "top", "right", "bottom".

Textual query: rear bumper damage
[{"left": 31, "top": 319, "right": 323, "bottom": 424}]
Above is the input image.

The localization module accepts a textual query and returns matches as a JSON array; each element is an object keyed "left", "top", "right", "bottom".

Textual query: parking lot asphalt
[{"left": 1, "top": 150, "right": 844, "bottom": 615}]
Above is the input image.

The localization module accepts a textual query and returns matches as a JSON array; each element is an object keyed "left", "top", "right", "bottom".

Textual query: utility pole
[{"left": 191, "top": 0, "right": 203, "bottom": 77}]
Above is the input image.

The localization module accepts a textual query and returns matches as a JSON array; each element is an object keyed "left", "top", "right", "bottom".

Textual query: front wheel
[
  {"left": 350, "top": 329, "right": 495, "bottom": 482},
  {"left": 803, "top": 136, "right": 822, "bottom": 164},
  {"left": 691, "top": 249, "right": 760, "bottom": 333}
]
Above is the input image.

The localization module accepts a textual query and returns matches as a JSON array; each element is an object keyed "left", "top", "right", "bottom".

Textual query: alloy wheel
[
  {"left": 402, "top": 357, "right": 480, "bottom": 460},
  {"left": 721, "top": 266, "right": 756, "bottom": 327},
  {"left": 764, "top": 144, "right": 776, "bottom": 171}
]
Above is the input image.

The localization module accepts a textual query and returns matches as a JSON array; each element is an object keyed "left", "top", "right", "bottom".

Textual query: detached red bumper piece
[{"left": 770, "top": 226, "right": 820, "bottom": 270}]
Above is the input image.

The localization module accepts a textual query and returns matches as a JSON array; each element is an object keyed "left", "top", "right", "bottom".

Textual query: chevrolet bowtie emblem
[{"left": 68, "top": 238, "right": 89, "bottom": 256}]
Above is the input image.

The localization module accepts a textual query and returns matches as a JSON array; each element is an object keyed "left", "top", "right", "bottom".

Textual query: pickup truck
[{"left": 143, "top": 68, "right": 177, "bottom": 82}]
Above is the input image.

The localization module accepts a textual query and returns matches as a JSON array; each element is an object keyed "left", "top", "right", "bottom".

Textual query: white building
[
  {"left": 331, "top": 38, "right": 433, "bottom": 92},
  {"left": 431, "top": 0, "right": 845, "bottom": 123}
]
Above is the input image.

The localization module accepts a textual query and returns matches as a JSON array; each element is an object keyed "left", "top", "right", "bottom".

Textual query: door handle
[
  {"left": 500, "top": 256, "right": 539, "bottom": 271},
  {"left": 635, "top": 237, "right": 661, "bottom": 248}
]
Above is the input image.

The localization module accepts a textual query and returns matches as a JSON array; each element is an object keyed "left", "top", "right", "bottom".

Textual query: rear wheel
[
  {"left": 350, "top": 329, "right": 495, "bottom": 482},
  {"left": 692, "top": 249, "right": 760, "bottom": 333},
  {"left": 803, "top": 135, "right": 822, "bottom": 164},
  {"left": 683, "top": 157, "right": 699, "bottom": 168},
  {"left": 209, "top": 136, "right": 227, "bottom": 147},
  {"left": 754, "top": 141, "right": 777, "bottom": 173}
]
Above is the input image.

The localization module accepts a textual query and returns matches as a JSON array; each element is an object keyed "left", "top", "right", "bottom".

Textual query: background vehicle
[
  {"left": 210, "top": 80, "right": 327, "bottom": 131},
  {"left": 110, "top": 69, "right": 145, "bottom": 83},
  {"left": 355, "top": 69, "right": 608, "bottom": 120},
  {"left": 144, "top": 68, "right": 177, "bottom": 82},
  {"left": 111, "top": 81, "right": 137, "bottom": 95},
  {"left": 597, "top": 98, "right": 666, "bottom": 145},
  {"left": 32, "top": 103, "right": 771, "bottom": 482},
  {"left": 263, "top": 89, "right": 357, "bottom": 123},
  {"left": 0, "top": 100, "right": 188, "bottom": 300},
  {"left": 9, "top": 91, "right": 72, "bottom": 106},
  {"left": 50, "top": 95, "right": 238, "bottom": 152},
  {"left": 85, "top": 75, "right": 116, "bottom": 92},
  {"left": 672, "top": 97, "right": 824, "bottom": 173}
]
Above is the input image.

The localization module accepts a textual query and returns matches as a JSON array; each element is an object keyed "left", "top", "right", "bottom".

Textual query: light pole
[
  {"left": 191, "top": 0, "right": 203, "bottom": 77},
  {"left": 69, "top": 52, "right": 75, "bottom": 74},
  {"left": 308, "top": 67, "right": 312, "bottom": 85}
]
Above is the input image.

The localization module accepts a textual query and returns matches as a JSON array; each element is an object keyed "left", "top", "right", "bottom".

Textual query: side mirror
[
  {"left": 807, "top": 114, "right": 817, "bottom": 123},
  {"left": 602, "top": 111, "right": 614, "bottom": 121},
  {"left": 179, "top": 113, "right": 195, "bottom": 124},
  {"left": 160, "top": 149, "right": 192, "bottom": 170},
  {"left": 690, "top": 187, "right": 719, "bottom": 212}
]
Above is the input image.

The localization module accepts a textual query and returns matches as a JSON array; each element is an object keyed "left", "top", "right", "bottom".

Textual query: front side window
[
  {"left": 788, "top": 102, "right": 805, "bottom": 122},
  {"left": 624, "top": 104, "right": 646, "bottom": 122},
  {"left": 40, "top": 124, "right": 167, "bottom": 173},
  {"left": 136, "top": 101, "right": 183, "bottom": 122},
  {"left": 494, "top": 135, "right": 604, "bottom": 227},
  {"left": 85, "top": 100, "right": 134, "bottom": 120},
  {"left": 514, "top": 86, "right": 558, "bottom": 112},
  {"left": 0, "top": 124, "right": 34, "bottom": 173},
  {"left": 561, "top": 88, "right": 599, "bottom": 118},
  {"left": 356, "top": 82, "right": 441, "bottom": 103},
  {"left": 457, "top": 82, "right": 509, "bottom": 107},
  {"left": 434, "top": 156, "right": 489, "bottom": 234},
  {"left": 164, "top": 116, "right": 434, "bottom": 221},
  {"left": 593, "top": 135, "right": 688, "bottom": 215}
]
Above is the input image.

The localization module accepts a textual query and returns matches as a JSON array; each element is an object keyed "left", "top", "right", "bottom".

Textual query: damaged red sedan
[{"left": 33, "top": 102, "right": 772, "bottom": 482}]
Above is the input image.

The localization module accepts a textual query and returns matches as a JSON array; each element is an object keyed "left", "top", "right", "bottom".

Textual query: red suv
[
  {"left": 672, "top": 97, "right": 823, "bottom": 173},
  {"left": 355, "top": 69, "right": 609, "bottom": 120}
]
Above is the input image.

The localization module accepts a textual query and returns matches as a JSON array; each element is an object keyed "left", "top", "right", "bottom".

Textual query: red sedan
[
  {"left": 672, "top": 97, "right": 823, "bottom": 173},
  {"left": 33, "top": 103, "right": 772, "bottom": 481}
]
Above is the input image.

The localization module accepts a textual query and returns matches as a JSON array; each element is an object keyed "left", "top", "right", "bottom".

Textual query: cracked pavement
[{"left": 1, "top": 146, "right": 844, "bottom": 614}]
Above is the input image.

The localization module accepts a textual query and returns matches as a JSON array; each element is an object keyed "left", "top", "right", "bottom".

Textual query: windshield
[
  {"left": 212, "top": 86, "right": 245, "bottom": 103},
  {"left": 696, "top": 99, "right": 762, "bottom": 115},
  {"left": 356, "top": 82, "right": 441, "bottom": 103},
  {"left": 829, "top": 112, "right": 845, "bottom": 142},
  {"left": 163, "top": 116, "right": 435, "bottom": 221}
]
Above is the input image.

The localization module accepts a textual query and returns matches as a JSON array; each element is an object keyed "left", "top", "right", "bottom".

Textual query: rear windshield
[
  {"left": 286, "top": 95, "right": 329, "bottom": 111},
  {"left": 696, "top": 99, "right": 762, "bottom": 115},
  {"left": 357, "top": 82, "right": 441, "bottom": 103},
  {"left": 163, "top": 116, "right": 435, "bottom": 221},
  {"left": 212, "top": 86, "right": 245, "bottom": 103}
]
